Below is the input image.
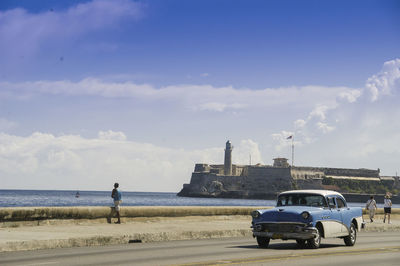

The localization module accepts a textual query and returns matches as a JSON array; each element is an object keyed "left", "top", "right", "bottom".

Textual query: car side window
[
  {"left": 327, "top": 197, "right": 336, "bottom": 208},
  {"left": 337, "top": 197, "right": 346, "bottom": 208}
]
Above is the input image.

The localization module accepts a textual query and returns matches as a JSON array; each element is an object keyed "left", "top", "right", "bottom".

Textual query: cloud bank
[
  {"left": 0, "top": 58, "right": 399, "bottom": 191},
  {"left": 0, "top": 132, "right": 261, "bottom": 191}
]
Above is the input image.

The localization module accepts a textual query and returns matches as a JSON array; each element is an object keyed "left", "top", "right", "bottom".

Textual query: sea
[{"left": 0, "top": 190, "right": 398, "bottom": 208}]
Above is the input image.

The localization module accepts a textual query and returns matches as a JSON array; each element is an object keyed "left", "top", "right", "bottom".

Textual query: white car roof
[{"left": 279, "top": 189, "right": 344, "bottom": 198}]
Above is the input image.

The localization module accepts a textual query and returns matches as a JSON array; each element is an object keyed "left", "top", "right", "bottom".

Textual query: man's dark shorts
[{"left": 384, "top": 207, "right": 391, "bottom": 214}]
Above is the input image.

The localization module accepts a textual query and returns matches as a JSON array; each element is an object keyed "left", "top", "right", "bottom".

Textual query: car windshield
[{"left": 276, "top": 193, "right": 328, "bottom": 207}]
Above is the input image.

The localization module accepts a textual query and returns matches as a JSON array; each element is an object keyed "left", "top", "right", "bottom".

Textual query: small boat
[{"left": 75, "top": 191, "right": 80, "bottom": 198}]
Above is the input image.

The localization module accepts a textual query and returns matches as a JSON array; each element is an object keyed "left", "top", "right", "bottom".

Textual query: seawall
[
  {"left": 0, "top": 206, "right": 262, "bottom": 223},
  {"left": 2, "top": 206, "right": 400, "bottom": 223}
]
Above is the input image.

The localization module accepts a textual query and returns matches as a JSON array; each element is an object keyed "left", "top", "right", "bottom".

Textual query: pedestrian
[
  {"left": 383, "top": 193, "right": 392, "bottom": 224},
  {"left": 365, "top": 196, "right": 377, "bottom": 222},
  {"left": 111, "top": 182, "right": 122, "bottom": 224}
]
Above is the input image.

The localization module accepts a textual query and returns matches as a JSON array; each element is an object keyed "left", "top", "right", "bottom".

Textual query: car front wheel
[
  {"left": 344, "top": 223, "right": 357, "bottom": 246},
  {"left": 307, "top": 225, "right": 322, "bottom": 249},
  {"left": 256, "top": 236, "right": 270, "bottom": 248}
]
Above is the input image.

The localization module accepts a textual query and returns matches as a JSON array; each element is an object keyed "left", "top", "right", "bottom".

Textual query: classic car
[{"left": 251, "top": 190, "right": 365, "bottom": 249}]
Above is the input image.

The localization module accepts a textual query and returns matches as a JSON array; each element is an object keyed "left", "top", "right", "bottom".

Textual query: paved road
[{"left": 1, "top": 232, "right": 399, "bottom": 266}]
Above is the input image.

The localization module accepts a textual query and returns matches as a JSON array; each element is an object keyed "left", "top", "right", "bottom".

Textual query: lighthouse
[{"left": 224, "top": 140, "right": 233, "bottom": 175}]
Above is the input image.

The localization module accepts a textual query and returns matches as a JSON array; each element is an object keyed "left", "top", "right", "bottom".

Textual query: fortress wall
[
  {"left": 293, "top": 179, "right": 324, "bottom": 190},
  {"left": 291, "top": 168, "right": 324, "bottom": 180},
  {"left": 221, "top": 175, "right": 247, "bottom": 191},
  {"left": 210, "top": 164, "right": 224, "bottom": 169},
  {"left": 244, "top": 167, "right": 292, "bottom": 193},
  {"left": 181, "top": 157, "right": 392, "bottom": 199},
  {"left": 322, "top": 177, "right": 394, "bottom": 194},
  {"left": 232, "top": 165, "right": 246, "bottom": 176},
  {"left": 189, "top": 172, "right": 216, "bottom": 187},
  {"left": 292, "top": 166, "right": 379, "bottom": 178},
  {"left": 184, "top": 167, "right": 294, "bottom": 196},
  {"left": 188, "top": 172, "right": 246, "bottom": 191},
  {"left": 323, "top": 167, "right": 379, "bottom": 177},
  {"left": 194, "top": 164, "right": 210, "bottom": 172}
]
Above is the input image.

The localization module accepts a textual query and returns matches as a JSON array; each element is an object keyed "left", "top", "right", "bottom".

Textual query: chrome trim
[
  {"left": 252, "top": 227, "right": 318, "bottom": 240},
  {"left": 255, "top": 222, "right": 307, "bottom": 225},
  {"left": 252, "top": 222, "right": 308, "bottom": 233}
]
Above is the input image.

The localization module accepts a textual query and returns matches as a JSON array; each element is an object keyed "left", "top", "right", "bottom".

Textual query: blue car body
[{"left": 251, "top": 190, "right": 365, "bottom": 248}]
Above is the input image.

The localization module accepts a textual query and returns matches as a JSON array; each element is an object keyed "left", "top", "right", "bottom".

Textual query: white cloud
[
  {"left": 198, "top": 102, "right": 245, "bottom": 112},
  {"left": 366, "top": 58, "right": 400, "bottom": 101},
  {"left": 233, "top": 139, "right": 263, "bottom": 165},
  {"left": 271, "top": 131, "right": 295, "bottom": 151},
  {"left": 267, "top": 59, "right": 400, "bottom": 173},
  {"left": 316, "top": 122, "right": 335, "bottom": 133},
  {"left": 0, "top": 79, "right": 358, "bottom": 116},
  {"left": 338, "top": 89, "right": 362, "bottom": 103},
  {"left": 98, "top": 130, "right": 127, "bottom": 141},
  {"left": 308, "top": 105, "right": 332, "bottom": 121},
  {"left": 294, "top": 119, "right": 306, "bottom": 129},
  {"left": 0, "top": 131, "right": 263, "bottom": 191},
  {"left": 2, "top": 58, "right": 400, "bottom": 187}
]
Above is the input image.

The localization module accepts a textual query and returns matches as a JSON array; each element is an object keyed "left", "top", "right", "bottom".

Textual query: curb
[
  {"left": 0, "top": 229, "right": 252, "bottom": 252},
  {"left": 2, "top": 225, "right": 400, "bottom": 253}
]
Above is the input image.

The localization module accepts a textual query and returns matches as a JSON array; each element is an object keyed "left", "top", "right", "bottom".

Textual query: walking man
[
  {"left": 383, "top": 193, "right": 392, "bottom": 224},
  {"left": 111, "top": 182, "right": 122, "bottom": 224},
  {"left": 365, "top": 196, "right": 377, "bottom": 222}
]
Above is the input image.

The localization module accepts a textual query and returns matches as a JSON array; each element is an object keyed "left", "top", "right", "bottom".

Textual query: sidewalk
[{"left": 1, "top": 214, "right": 399, "bottom": 252}]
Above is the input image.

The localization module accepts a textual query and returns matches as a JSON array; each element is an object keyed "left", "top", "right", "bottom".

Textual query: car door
[
  {"left": 336, "top": 196, "right": 351, "bottom": 235},
  {"left": 323, "top": 196, "right": 346, "bottom": 237}
]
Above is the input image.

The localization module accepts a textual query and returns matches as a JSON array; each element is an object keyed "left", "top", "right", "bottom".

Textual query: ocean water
[
  {"left": 0, "top": 190, "right": 398, "bottom": 208},
  {"left": 0, "top": 190, "right": 276, "bottom": 208}
]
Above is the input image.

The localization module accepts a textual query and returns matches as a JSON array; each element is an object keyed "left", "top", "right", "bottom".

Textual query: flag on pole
[{"left": 286, "top": 135, "right": 293, "bottom": 139}]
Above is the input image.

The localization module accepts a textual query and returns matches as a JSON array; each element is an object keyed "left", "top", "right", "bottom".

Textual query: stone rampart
[
  {"left": 323, "top": 167, "right": 379, "bottom": 177},
  {"left": 178, "top": 153, "right": 397, "bottom": 200},
  {"left": 245, "top": 166, "right": 292, "bottom": 193}
]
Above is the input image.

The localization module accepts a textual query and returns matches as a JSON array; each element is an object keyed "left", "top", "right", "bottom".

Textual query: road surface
[{"left": 0, "top": 232, "right": 399, "bottom": 266}]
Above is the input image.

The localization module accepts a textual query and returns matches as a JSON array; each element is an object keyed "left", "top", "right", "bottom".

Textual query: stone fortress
[{"left": 178, "top": 141, "right": 400, "bottom": 203}]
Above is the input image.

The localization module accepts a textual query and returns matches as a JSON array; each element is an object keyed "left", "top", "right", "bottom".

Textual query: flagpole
[{"left": 291, "top": 136, "right": 294, "bottom": 167}]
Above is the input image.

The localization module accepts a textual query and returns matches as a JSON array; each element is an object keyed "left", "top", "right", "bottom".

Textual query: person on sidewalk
[
  {"left": 383, "top": 193, "right": 392, "bottom": 224},
  {"left": 111, "top": 182, "right": 122, "bottom": 224},
  {"left": 365, "top": 196, "right": 377, "bottom": 222}
]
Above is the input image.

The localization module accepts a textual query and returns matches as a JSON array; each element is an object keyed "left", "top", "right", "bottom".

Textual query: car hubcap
[
  {"left": 350, "top": 227, "right": 356, "bottom": 243},
  {"left": 315, "top": 230, "right": 320, "bottom": 244}
]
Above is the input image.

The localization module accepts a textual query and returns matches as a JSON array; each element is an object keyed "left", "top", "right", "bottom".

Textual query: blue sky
[{"left": 0, "top": 0, "right": 399, "bottom": 192}]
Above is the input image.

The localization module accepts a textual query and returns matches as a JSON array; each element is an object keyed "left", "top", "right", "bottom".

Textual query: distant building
[{"left": 177, "top": 141, "right": 399, "bottom": 200}]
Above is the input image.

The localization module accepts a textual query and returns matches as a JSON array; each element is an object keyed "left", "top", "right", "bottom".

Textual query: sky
[{"left": 0, "top": 0, "right": 399, "bottom": 192}]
